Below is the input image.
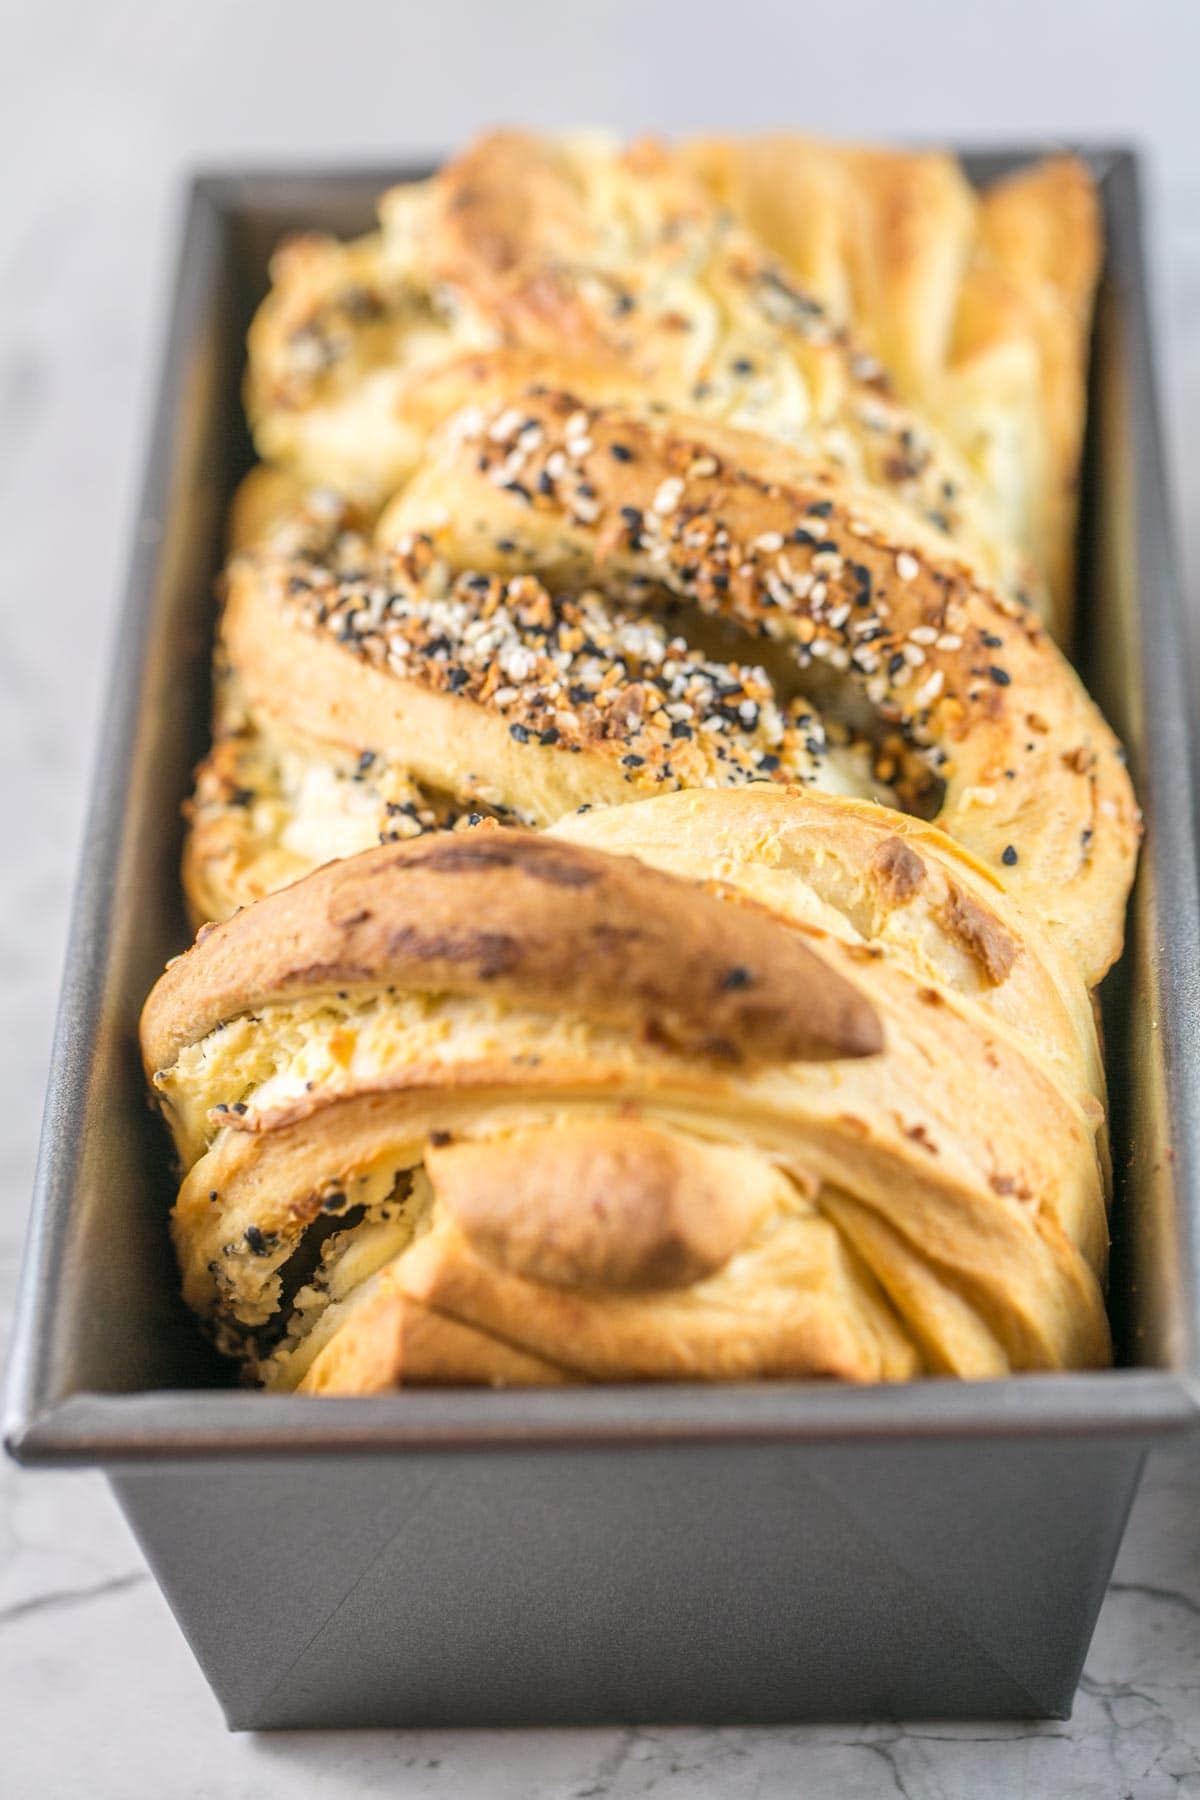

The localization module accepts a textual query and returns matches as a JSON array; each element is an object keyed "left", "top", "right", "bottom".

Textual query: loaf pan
[{"left": 5, "top": 148, "right": 1200, "bottom": 1728}]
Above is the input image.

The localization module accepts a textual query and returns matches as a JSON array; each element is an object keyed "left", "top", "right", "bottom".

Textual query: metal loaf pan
[{"left": 5, "top": 150, "right": 1200, "bottom": 1729}]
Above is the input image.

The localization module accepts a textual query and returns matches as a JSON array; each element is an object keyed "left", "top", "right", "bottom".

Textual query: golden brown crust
[
  {"left": 954, "top": 156, "right": 1101, "bottom": 625},
  {"left": 298, "top": 1292, "right": 575, "bottom": 1393},
  {"left": 144, "top": 826, "right": 883, "bottom": 1078},
  {"left": 681, "top": 135, "right": 978, "bottom": 400},
  {"left": 388, "top": 1207, "right": 922, "bottom": 1383},
  {"left": 380, "top": 371, "right": 1137, "bottom": 983},
  {"left": 682, "top": 138, "right": 1101, "bottom": 637},
  {"left": 550, "top": 785, "right": 1106, "bottom": 1130},
  {"left": 425, "top": 1120, "right": 777, "bottom": 1291}
]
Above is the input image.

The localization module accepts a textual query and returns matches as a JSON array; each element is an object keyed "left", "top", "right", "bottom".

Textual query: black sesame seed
[
  {"left": 981, "top": 632, "right": 1004, "bottom": 649},
  {"left": 447, "top": 667, "right": 469, "bottom": 691},
  {"left": 806, "top": 500, "right": 834, "bottom": 518},
  {"left": 244, "top": 1226, "right": 268, "bottom": 1255},
  {"left": 720, "top": 965, "right": 754, "bottom": 990},
  {"left": 1001, "top": 845, "right": 1019, "bottom": 866},
  {"left": 988, "top": 666, "right": 1011, "bottom": 686},
  {"left": 731, "top": 356, "right": 755, "bottom": 375},
  {"left": 321, "top": 1191, "right": 346, "bottom": 1214},
  {"left": 622, "top": 753, "right": 645, "bottom": 768},
  {"left": 509, "top": 723, "right": 531, "bottom": 743},
  {"left": 539, "top": 726, "right": 560, "bottom": 745},
  {"left": 609, "top": 443, "right": 634, "bottom": 463},
  {"left": 670, "top": 720, "right": 694, "bottom": 740}
]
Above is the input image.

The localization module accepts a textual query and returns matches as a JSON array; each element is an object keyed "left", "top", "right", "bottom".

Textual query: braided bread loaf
[{"left": 150, "top": 130, "right": 1136, "bottom": 1390}]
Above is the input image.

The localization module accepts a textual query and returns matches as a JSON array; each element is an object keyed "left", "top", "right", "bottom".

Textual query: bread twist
[
  {"left": 145, "top": 790, "right": 1109, "bottom": 1388},
  {"left": 151, "top": 129, "right": 1135, "bottom": 1392},
  {"left": 192, "top": 354, "right": 1136, "bottom": 984}
]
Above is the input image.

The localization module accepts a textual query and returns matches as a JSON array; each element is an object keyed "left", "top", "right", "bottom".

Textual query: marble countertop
[{"left": 4, "top": 4, "right": 1200, "bottom": 1793}]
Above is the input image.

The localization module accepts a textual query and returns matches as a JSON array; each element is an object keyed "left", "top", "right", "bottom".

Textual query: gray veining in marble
[{"left": 3, "top": 3, "right": 1199, "bottom": 1793}]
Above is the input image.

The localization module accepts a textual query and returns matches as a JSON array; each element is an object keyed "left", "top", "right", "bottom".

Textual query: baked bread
[
  {"left": 143, "top": 791, "right": 1110, "bottom": 1389},
  {"left": 147, "top": 127, "right": 1135, "bottom": 1394},
  {"left": 682, "top": 137, "right": 1101, "bottom": 635},
  {"left": 186, "top": 466, "right": 890, "bottom": 927},
  {"left": 248, "top": 130, "right": 1069, "bottom": 622},
  {"left": 192, "top": 355, "right": 1136, "bottom": 985}
]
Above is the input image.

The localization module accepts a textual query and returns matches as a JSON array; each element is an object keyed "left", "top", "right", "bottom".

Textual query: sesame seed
[
  {"left": 895, "top": 552, "right": 920, "bottom": 581},
  {"left": 488, "top": 407, "right": 525, "bottom": 443}
]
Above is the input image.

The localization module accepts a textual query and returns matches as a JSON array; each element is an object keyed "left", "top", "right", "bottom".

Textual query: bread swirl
[{"left": 145, "top": 791, "right": 1109, "bottom": 1388}]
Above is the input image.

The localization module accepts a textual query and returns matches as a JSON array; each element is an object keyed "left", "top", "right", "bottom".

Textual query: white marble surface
[{"left": 3, "top": 3, "right": 1200, "bottom": 1793}]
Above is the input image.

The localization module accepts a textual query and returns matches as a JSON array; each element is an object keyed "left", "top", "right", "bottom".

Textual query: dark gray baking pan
[{"left": 5, "top": 149, "right": 1200, "bottom": 1729}]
